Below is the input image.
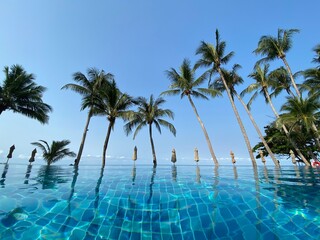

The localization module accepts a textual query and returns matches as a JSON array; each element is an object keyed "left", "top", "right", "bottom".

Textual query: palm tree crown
[
  {"left": 0, "top": 64, "right": 52, "bottom": 124},
  {"left": 31, "top": 140, "right": 76, "bottom": 165}
]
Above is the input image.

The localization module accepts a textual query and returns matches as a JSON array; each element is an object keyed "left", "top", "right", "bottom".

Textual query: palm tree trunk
[
  {"left": 235, "top": 92, "right": 280, "bottom": 167},
  {"left": 187, "top": 95, "right": 219, "bottom": 166},
  {"left": 75, "top": 110, "right": 92, "bottom": 166},
  {"left": 264, "top": 89, "right": 310, "bottom": 166},
  {"left": 281, "top": 57, "right": 301, "bottom": 98},
  {"left": 217, "top": 68, "right": 257, "bottom": 167},
  {"left": 311, "top": 123, "right": 320, "bottom": 150},
  {"left": 102, "top": 121, "right": 113, "bottom": 168},
  {"left": 149, "top": 123, "right": 157, "bottom": 165}
]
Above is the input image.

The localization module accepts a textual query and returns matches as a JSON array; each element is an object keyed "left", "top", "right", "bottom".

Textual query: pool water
[{"left": 0, "top": 163, "right": 319, "bottom": 239}]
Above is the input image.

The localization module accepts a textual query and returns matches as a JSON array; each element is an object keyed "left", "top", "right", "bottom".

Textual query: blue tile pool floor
[{"left": 0, "top": 164, "right": 319, "bottom": 239}]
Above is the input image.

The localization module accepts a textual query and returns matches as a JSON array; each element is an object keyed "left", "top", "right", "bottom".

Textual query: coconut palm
[
  {"left": 279, "top": 95, "right": 320, "bottom": 150},
  {"left": 243, "top": 64, "right": 310, "bottom": 166},
  {"left": 124, "top": 95, "right": 176, "bottom": 165},
  {"left": 196, "top": 29, "right": 257, "bottom": 166},
  {"left": 213, "top": 65, "right": 279, "bottom": 166},
  {"left": 302, "top": 45, "right": 320, "bottom": 95},
  {"left": 95, "top": 79, "right": 133, "bottom": 168},
  {"left": 254, "top": 28, "right": 301, "bottom": 97},
  {"left": 0, "top": 65, "right": 52, "bottom": 123},
  {"left": 31, "top": 140, "right": 76, "bottom": 165},
  {"left": 269, "top": 67, "right": 295, "bottom": 98},
  {"left": 62, "top": 68, "right": 113, "bottom": 166},
  {"left": 162, "top": 59, "right": 220, "bottom": 165}
]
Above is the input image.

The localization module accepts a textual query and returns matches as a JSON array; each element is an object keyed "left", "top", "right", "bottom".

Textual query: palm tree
[
  {"left": 162, "top": 59, "right": 220, "bottom": 165},
  {"left": 213, "top": 65, "right": 279, "bottom": 166},
  {"left": 243, "top": 64, "right": 310, "bottom": 166},
  {"left": 95, "top": 79, "right": 133, "bottom": 168},
  {"left": 269, "top": 67, "right": 295, "bottom": 98},
  {"left": 124, "top": 95, "right": 176, "bottom": 165},
  {"left": 0, "top": 65, "right": 52, "bottom": 123},
  {"left": 31, "top": 140, "right": 76, "bottom": 165},
  {"left": 61, "top": 68, "right": 113, "bottom": 166},
  {"left": 279, "top": 95, "right": 320, "bottom": 151},
  {"left": 196, "top": 29, "right": 257, "bottom": 167},
  {"left": 254, "top": 28, "right": 301, "bottom": 97},
  {"left": 303, "top": 44, "right": 320, "bottom": 95}
]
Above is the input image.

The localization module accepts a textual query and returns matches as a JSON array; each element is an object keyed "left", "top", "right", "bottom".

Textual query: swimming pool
[{"left": 0, "top": 163, "right": 319, "bottom": 239}]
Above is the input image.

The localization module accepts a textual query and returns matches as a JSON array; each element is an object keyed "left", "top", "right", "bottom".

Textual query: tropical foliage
[
  {"left": 31, "top": 140, "right": 76, "bottom": 165},
  {"left": 124, "top": 95, "right": 176, "bottom": 165},
  {"left": 162, "top": 58, "right": 220, "bottom": 165},
  {"left": 0, "top": 65, "right": 52, "bottom": 124},
  {"left": 62, "top": 68, "right": 112, "bottom": 165}
]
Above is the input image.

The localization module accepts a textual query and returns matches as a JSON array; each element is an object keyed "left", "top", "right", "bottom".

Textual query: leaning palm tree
[
  {"left": 213, "top": 65, "right": 279, "bottom": 166},
  {"left": 162, "top": 59, "right": 220, "bottom": 165},
  {"left": 124, "top": 95, "right": 176, "bottom": 165},
  {"left": 279, "top": 95, "right": 320, "bottom": 152},
  {"left": 243, "top": 64, "right": 310, "bottom": 166},
  {"left": 269, "top": 67, "right": 295, "bottom": 98},
  {"left": 31, "top": 140, "right": 76, "bottom": 165},
  {"left": 254, "top": 28, "right": 301, "bottom": 97},
  {"left": 62, "top": 68, "right": 113, "bottom": 166},
  {"left": 302, "top": 44, "right": 320, "bottom": 95},
  {"left": 0, "top": 65, "right": 52, "bottom": 123},
  {"left": 196, "top": 29, "right": 257, "bottom": 167},
  {"left": 95, "top": 79, "right": 133, "bottom": 168}
]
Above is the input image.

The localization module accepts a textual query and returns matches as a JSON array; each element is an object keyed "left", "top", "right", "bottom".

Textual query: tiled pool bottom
[{"left": 0, "top": 164, "right": 319, "bottom": 240}]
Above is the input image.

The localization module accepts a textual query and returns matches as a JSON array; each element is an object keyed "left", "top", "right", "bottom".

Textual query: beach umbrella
[
  {"left": 194, "top": 148, "right": 199, "bottom": 163},
  {"left": 259, "top": 150, "right": 266, "bottom": 165},
  {"left": 230, "top": 151, "right": 236, "bottom": 164},
  {"left": 6, "top": 145, "right": 15, "bottom": 163},
  {"left": 290, "top": 150, "right": 297, "bottom": 164},
  {"left": 171, "top": 148, "right": 177, "bottom": 164},
  {"left": 132, "top": 146, "right": 137, "bottom": 161},
  {"left": 29, "top": 148, "right": 37, "bottom": 164}
]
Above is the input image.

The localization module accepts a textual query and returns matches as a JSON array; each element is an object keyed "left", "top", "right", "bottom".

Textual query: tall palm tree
[
  {"left": 213, "top": 65, "right": 279, "bottom": 166},
  {"left": 95, "top": 79, "right": 133, "bottom": 168},
  {"left": 243, "top": 64, "right": 310, "bottom": 166},
  {"left": 31, "top": 140, "right": 76, "bottom": 165},
  {"left": 254, "top": 28, "right": 301, "bottom": 97},
  {"left": 303, "top": 44, "right": 320, "bottom": 95},
  {"left": 124, "top": 95, "right": 176, "bottom": 165},
  {"left": 196, "top": 29, "right": 257, "bottom": 167},
  {"left": 0, "top": 65, "right": 52, "bottom": 123},
  {"left": 279, "top": 95, "right": 320, "bottom": 151},
  {"left": 162, "top": 59, "right": 220, "bottom": 165},
  {"left": 62, "top": 68, "right": 112, "bottom": 166}
]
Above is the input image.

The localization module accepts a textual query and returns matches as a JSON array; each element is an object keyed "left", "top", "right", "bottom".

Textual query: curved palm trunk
[
  {"left": 264, "top": 89, "right": 310, "bottom": 166},
  {"left": 187, "top": 95, "right": 219, "bottom": 166},
  {"left": 102, "top": 121, "right": 113, "bottom": 168},
  {"left": 217, "top": 68, "right": 257, "bottom": 167},
  {"left": 311, "top": 123, "right": 320, "bottom": 150},
  {"left": 235, "top": 93, "right": 279, "bottom": 167},
  {"left": 149, "top": 123, "right": 157, "bottom": 165},
  {"left": 281, "top": 57, "right": 301, "bottom": 98},
  {"left": 75, "top": 110, "right": 92, "bottom": 166}
]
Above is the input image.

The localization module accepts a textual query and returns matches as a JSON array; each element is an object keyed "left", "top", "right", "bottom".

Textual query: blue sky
[{"left": 0, "top": 1, "right": 319, "bottom": 165}]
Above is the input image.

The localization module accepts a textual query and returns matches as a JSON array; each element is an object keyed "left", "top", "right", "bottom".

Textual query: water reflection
[
  {"left": 147, "top": 166, "right": 157, "bottom": 204},
  {"left": 131, "top": 163, "right": 136, "bottom": 185},
  {"left": 36, "top": 165, "right": 70, "bottom": 189},
  {"left": 0, "top": 163, "right": 9, "bottom": 187},
  {"left": 233, "top": 165, "right": 238, "bottom": 180},
  {"left": 171, "top": 165, "right": 177, "bottom": 182},
  {"left": 24, "top": 164, "right": 33, "bottom": 184},
  {"left": 196, "top": 165, "right": 201, "bottom": 183}
]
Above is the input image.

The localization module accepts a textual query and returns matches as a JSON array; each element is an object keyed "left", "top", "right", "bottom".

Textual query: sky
[{"left": 0, "top": 0, "right": 319, "bottom": 166}]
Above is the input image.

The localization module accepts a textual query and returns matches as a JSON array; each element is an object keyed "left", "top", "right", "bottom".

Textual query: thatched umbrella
[
  {"left": 194, "top": 148, "right": 199, "bottom": 163},
  {"left": 6, "top": 145, "right": 15, "bottom": 163},
  {"left": 29, "top": 148, "right": 37, "bottom": 164},
  {"left": 132, "top": 146, "right": 137, "bottom": 161},
  {"left": 290, "top": 150, "right": 297, "bottom": 164},
  {"left": 171, "top": 148, "right": 177, "bottom": 164},
  {"left": 230, "top": 151, "right": 236, "bottom": 164},
  {"left": 259, "top": 150, "right": 266, "bottom": 165}
]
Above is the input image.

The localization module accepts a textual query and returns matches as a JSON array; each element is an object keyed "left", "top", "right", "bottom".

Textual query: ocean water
[{"left": 0, "top": 163, "right": 319, "bottom": 239}]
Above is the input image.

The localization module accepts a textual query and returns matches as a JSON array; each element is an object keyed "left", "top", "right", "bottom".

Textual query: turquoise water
[{"left": 0, "top": 163, "right": 319, "bottom": 240}]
